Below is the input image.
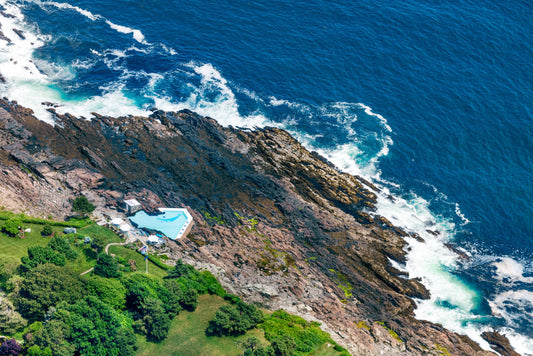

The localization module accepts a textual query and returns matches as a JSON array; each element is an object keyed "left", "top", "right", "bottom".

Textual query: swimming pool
[{"left": 129, "top": 208, "right": 193, "bottom": 240}]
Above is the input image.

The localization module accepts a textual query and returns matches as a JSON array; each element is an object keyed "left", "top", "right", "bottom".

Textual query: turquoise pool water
[{"left": 129, "top": 209, "right": 190, "bottom": 240}]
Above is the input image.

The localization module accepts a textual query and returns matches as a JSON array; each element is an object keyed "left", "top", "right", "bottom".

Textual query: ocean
[{"left": 0, "top": 0, "right": 531, "bottom": 353}]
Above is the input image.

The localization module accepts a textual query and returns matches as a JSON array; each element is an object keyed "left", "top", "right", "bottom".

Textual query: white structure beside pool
[
  {"left": 128, "top": 207, "right": 194, "bottom": 241},
  {"left": 124, "top": 199, "right": 142, "bottom": 213}
]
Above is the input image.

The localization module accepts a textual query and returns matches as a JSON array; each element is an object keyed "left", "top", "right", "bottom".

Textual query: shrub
[
  {"left": 93, "top": 254, "right": 121, "bottom": 278},
  {"left": 47, "top": 236, "right": 77, "bottom": 260},
  {"left": 72, "top": 196, "right": 95, "bottom": 216},
  {"left": 206, "top": 301, "right": 264, "bottom": 336},
  {"left": 1, "top": 219, "right": 22, "bottom": 236},
  {"left": 0, "top": 338, "right": 21, "bottom": 355},
  {"left": 41, "top": 225, "right": 53, "bottom": 237}
]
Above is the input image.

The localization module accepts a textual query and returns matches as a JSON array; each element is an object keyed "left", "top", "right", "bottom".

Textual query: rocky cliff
[{"left": 0, "top": 98, "right": 503, "bottom": 355}]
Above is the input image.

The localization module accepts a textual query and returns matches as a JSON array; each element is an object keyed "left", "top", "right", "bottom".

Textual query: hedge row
[{"left": 0, "top": 211, "right": 91, "bottom": 228}]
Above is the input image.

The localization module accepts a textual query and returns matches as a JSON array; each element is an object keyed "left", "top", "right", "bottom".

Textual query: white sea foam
[
  {"left": 493, "top": 257, "right": 533, "bottom": 284},
  {"left": 104, "top": 20, "right": 146, "bottom": 44},
  {"left": 2, "top": 1, "right": 532, "bottom": 353},
  {"left": 29, "top": 1, "right": 148, "bottom": 44},
  {"left": 41, "top": 1, "right": 100, "bottom": 21},
  {"left": 501, "top": 328, "right": 533, "bottom": 356},
  {"left": 0, "top": 1, "right": 147, "bottom": 122}
]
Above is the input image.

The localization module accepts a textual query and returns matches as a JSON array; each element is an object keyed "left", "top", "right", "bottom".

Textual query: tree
[
  {"left": 15, "top": 264, "right": 85, "bottom": 321},
  {"left": 1, "top": 219, "right": 22, "bottom": 237},
  {"left": 0, "top": 338, "right": 21, "bottom": 356},
  {"left": 72, "top": 196, "right": 95, "bottom": 217},
  {"left": 30, "top": 297, "right": 136, "bottom": 356},
  {"left": 93, "top": 254, "right": 121, "bottom": 278},
  {"left": 181, "top": 288, "right": 199, "bottom": 312},
  {"left": 91, "top": 235, "right": 107, "bottom": 257},
  {"left": 206, "top": 301, "right": 264, "bottom": 336},
  {"left": 41, "top": 225, "right": 53, "bottom": 237},
  {"left": 20, "top": 247, "right": 66, "bottom": 272},
  {"left": 271, "top": 335, "right": 296, "bottom": 356},
  {"left": 166, "top": 259, "right": 193, "bottom": 279},
  {"left": 86, "top": 276, "right": 126, "bottom": 309},
  {"left": 47, "top": 236, "right": 77, "bottom": 260},
  {"left": 25, "top": 346, "right": 52, "bottom": 356},
  {"left": 141, "top": 298, "right": 171, "bottom": 342},
  {"left": 0, "top": 292, "right": 27, "bottom": 334}
]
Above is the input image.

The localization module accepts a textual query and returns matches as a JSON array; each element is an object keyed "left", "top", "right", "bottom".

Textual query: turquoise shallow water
[
  {"left": 0, "top": 0, "right": 531, "bottom": 352},
  {"left": 129, "top": 210, "right": 188, "bottom": 240}
]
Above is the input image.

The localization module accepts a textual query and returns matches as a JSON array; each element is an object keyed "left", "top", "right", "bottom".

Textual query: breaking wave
[{"left": 1, "top": 0, "right": 531, "bottom": 353}]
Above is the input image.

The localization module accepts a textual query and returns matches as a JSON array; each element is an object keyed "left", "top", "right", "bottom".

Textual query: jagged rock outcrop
[{"left": 0, "top": 98, "right": 501, "bottom": 355}]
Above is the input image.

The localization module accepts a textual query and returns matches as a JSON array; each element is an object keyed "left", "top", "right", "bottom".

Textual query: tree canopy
[{"left": 72, "top": 196, "right": 95, "bottom": 216}]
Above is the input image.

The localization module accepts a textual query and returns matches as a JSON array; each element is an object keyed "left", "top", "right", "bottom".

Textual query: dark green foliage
[
  {"left": 166, "top": 259, "right": 194, "bottom": 279},
  {"left": 160, "top": 279, "right": 183, "bottom": 316},
  {"left": 20, "top": 246, "right": 66, "bottom": 272},
  {"left": 140, "top": 298, "right": 171, "bottom": 342},
  {"left": 30, "top": 297, "right": 136, "bottom": 356},
  {"left": 93, "top": 253, "right": 121, "bottom": 278},
  {"left": 181, "top": 288, "right": 199, "bottom": 312},
  {"left": 242, "top": 336, "right": 275, "bottom": 356},
  {"left": 166, "top": 260, "right": 225, "bottom": 297},
  {"left": 271, "top": 335, "right": 297, "bottom": 356},
  {"left": 47, "top": 236, "right": 77, "bottom": 260},
  {"left": 206, "top": 301, "right": 264, "bottom": 336},
  {"left": 146, "top": 254, "right": 173, "bottom": 270},
  {"left": 0, "top": 338, "right": 21, "bottom": 355},
  {"left": 15, "top": 264, "right": 84, "bottom": 322},
  {"left": 91, "top": 235, "right": 107, "bottom": 255},
  {"left": 40, "top": 224, "right": 53, "bottom": 237},
  {"left": 1, "top": 218, "right": 22, "bottom": 236},
  {"left": 72, "top": 196, "right": 95, "bottom": 216},
  {"left": 86, "top": 276, "right": 126, "bottom": 309},
  {"left": 124, "top": 274, "right": 162, "bottom": 313}
]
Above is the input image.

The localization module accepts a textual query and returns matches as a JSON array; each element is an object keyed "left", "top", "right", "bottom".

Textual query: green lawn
[
  {"left": 108, "top": 245, "right": 169, "bottom": 278},
  {"left": 0, "top": 223, "right": 63, "bottom": 267},
  {"left": 136, "top": 294, "right": 266, "bottom": 356},
  {"left": 0, "top": 221, "right": 125, "bottom": 274},
  {"left": 77, "top": 224, "right": 122, "bottom": 243}
]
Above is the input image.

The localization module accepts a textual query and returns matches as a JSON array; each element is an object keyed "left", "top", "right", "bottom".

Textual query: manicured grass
[
  {"left": 77, "top": 224, "right": 123, "bottom": 243},
  {"left": 0, "top": 221, "right": 124, "bottom": 274},
  {"left": 0, "top": 223, "right": 62, "bottom": 267},
  {"left": 108, "top": 245, "right": 169, "bottom": 278},
  {"left": 136, "top": 294, "right": 267, "bottom": 356}
]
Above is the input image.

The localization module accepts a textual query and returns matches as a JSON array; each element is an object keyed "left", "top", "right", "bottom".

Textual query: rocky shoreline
[{"left": 0, "top": 98, "right": 515, "bottom": 355}]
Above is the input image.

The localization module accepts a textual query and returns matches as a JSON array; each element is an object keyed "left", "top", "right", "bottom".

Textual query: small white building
[
  {"left": 119, "top": 224, "right": 132, "bottom": 232},
  {"left": 147, "top": 235, "right": 159, "bottom": 245},
  {"left": 111, "top": 217, "right": 124, "bottom": 226},
  {"left": 124, "top": 199, "right": 142, "bottom": 214}
]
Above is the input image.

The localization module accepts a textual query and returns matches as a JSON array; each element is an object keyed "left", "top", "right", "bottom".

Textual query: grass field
[
  {"left": 0, "top": 221, "right": 124, "bottom": 274},
  {"left": 136, "top": 294, "right": 267, "bottom": 356},
  {"left": 108, "top": 245, "right": 169, "bottom": 278},
  {"left": 0, "top": 223, "right": 62, "bottom": 268}
]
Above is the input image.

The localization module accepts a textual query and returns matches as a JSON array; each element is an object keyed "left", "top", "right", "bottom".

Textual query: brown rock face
[
  {"left": 0, "top": 98, "right": 502, "bottom": 355},
  {"left": 482, "top": 332, "right": 521, "bottom": 356}
]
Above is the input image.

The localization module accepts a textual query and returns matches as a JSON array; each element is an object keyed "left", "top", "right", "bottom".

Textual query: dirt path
[{"left": 79, "top": 242, "right": 127, "bottom": 275}]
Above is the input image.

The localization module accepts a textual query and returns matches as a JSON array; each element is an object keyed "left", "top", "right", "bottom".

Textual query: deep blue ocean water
[{"left": 1, "top": 0, "right": 531, "bottom": 352}]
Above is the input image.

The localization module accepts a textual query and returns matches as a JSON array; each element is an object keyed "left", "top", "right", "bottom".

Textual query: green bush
[
  {"left": 206, "top": 301, "right": 264, "bottom": 336},
  {"left": 93, "top": 254, "right": 121, "bottom": 278},
  {"left": 72, "top": 196, "right": 95, "bottom": 217},
  {"left": 260, "top": 310, "right": 335, "bottom": 355},
  {"left": 41, "top": 225, "right": 53, "bottom": 237},
  {"left": 1, "top": 218, "right": 22, "bottom": 236}
]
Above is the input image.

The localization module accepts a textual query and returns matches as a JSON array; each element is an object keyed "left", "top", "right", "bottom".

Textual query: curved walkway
[{"left": 79, "top": 242, "right": 127, "bottom": 275}]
